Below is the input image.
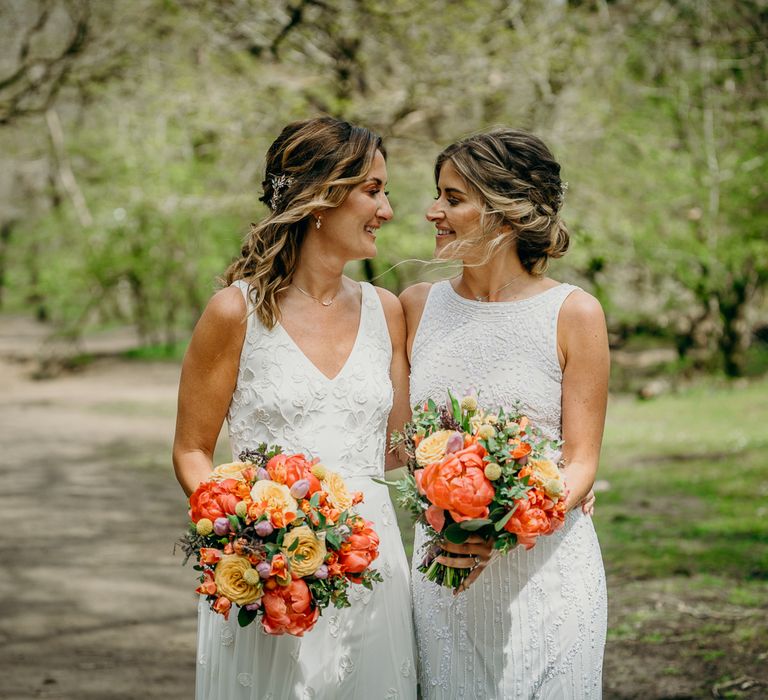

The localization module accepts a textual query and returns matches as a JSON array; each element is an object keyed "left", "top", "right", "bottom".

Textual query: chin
[{"left": 434, "top": 236, "right": 457, "bottom": 259}]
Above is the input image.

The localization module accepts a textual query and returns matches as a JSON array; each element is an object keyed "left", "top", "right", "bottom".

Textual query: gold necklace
[
  {"left": 460, "top": 271, "right": 528, "bottom": 302},
  {"left": 292, "top": 282, "right": 341, "bottom": 307}
]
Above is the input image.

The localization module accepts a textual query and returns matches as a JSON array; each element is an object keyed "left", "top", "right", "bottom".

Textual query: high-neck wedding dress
[
  {"left": 195, "top": 280, "right": 417, "bottom": 700},
  {"left": 410, "top": 280, "right": 607, "bottom": 699}
]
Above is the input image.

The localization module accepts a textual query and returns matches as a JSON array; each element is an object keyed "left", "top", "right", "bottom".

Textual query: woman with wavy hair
[
  {"left": 401, "top": 129, "right": 608, "bottom": 698},
  {"left": 173, "top": 117, "right": 416, "bottom": 699}
]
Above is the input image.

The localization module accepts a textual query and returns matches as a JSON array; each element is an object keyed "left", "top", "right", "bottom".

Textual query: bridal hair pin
[
  {"left": 269, "top": 173, "right": 294, "bottom": 210},
  {"left": 556, "top": 181, "right": 568, "bottom": 210}
]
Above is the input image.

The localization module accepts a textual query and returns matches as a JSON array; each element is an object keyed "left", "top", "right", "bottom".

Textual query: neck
[
  {"left": 291, "top": 236, "right": 347, "bottom": 297},
  {"left": 459, "top": 249, "right": 531, "bottom": 302}
]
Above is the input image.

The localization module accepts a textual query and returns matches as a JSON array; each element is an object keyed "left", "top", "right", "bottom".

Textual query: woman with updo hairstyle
[
  {"left": 174, "top": 117, "right": 416, "bottom": 699},
  {"left": 401, "top": 128, "right": 608, "bottom": 698}
]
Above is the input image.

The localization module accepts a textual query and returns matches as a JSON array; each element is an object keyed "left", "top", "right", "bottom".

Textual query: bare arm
[
  {"left": 172, "top": 286, "right": 247, "bottom": 496},
  {"left": 399, "top": 282, "right": 432, "bottom": 363},
  {"left": 557, "top": 290, "right": 610, "bottom": 511},
  {"left": 377, "top": 287, "right": 412, "bottom": 471}
]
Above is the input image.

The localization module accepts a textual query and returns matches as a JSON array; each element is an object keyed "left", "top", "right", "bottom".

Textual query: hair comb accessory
[
  {"left": 556, "top": 181, "right": 568, "bottom": 210},
  {"left": 268, "top": 173, "right": 295, "bottom": 210}
]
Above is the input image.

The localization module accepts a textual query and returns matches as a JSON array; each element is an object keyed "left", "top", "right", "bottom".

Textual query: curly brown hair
[
  {"left": 224, "top": 117, "right": 385, "bottom": 328},
  {"left": 435, "top": 128, "right": 569, "bottom": 274}
]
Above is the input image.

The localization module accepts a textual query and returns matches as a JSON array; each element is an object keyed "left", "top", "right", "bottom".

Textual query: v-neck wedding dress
[{"left": 195, "top": 280, "right": 417, "bottom": 700}]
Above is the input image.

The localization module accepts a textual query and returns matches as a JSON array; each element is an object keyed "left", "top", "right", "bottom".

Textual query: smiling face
[
  {"left": 317, "top": 150, "right": 392, "bottom": 260},
  {"left": 426, "top": 159, "right": 483, "bottom": 258}
]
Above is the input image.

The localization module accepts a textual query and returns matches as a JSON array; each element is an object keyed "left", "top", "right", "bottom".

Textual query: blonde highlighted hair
[
  {"left": 224, "top": 117, "right": 385, "bottom": 328},
  {"left": 435, "top": 128, "right": 569, "bottom": 274}
]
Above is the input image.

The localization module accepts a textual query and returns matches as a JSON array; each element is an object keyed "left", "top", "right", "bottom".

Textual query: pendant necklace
[
  {"left": 292, "top": 282, "right": 341, "bottom": 307},
  {"left": 461, "top": 271, "right": 528, "bottom": 302}
]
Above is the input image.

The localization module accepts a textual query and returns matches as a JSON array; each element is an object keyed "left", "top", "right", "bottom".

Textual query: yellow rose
[
  {"left": 530, "top": 458, "right": 560, "bottom": 482},
  {"left": 415, "top": 430, "right": 454, "bottom": 467},
  {"left": 281, "top": 525, "right": 328, "bottom": 577},
  {"left": 476, "top": 424, "right": 496, "bottom": 440},
  {"left": 214, "top": 554, "right": 263, "bottom": 605},
  {"left": 210, "top": 462, "right": 250, "bottom": 481},
  {"left": 322, "top": 470, "right": 354, "bottom": 511},
  {"left": 529, "top": 458, "right": 565, "bottom": 498},
  {"left": 249, "top": 480, "right": 299, "bottom": 527}
]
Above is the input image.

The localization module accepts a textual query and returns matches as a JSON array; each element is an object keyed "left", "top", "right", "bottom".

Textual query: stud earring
[{"left": 315, "top": 216, "right": 322, "bottom": 230}]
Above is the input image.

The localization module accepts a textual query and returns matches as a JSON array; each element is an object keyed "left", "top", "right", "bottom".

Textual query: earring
[{"left": 315, "top": 216, "right": 322, "bottom": 230}]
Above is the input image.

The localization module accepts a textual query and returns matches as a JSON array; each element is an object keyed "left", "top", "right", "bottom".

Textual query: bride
[
  {"left": 401, "top": 128, "right": 608, "bottom": 698},
  {"left": 173, "top": 117, "right": 417, "bottom": 699}
]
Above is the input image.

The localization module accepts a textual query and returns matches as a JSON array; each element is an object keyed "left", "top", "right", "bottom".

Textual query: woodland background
[{"left": 0, "top": 1, "right": 766, "bottom": 699}]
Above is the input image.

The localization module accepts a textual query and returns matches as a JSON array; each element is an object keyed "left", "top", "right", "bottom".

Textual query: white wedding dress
[
  {"left": 195, "top": 280, "right": 417, "bottom": 700},
  {"left": 409, "top": 281, "right": 607, "bottom": 699}
]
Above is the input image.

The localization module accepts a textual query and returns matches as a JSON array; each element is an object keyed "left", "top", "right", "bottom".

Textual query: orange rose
[
  {"left": 261, "top": 578, "right": 319, "bottom": 636},
  {"left": 508, "top": 439, "right": 532, "bottom": 460},
  {"left": 419, "top": 443, "right": 494, "bottom": 522},
  {"left": 212, "top": 595, "right": 232, "bottom": 619},
  {"left": 266, "top": 454, "right": 322, "bottom": 495},
  {"left": 189, "top": 479, "right": 241, "bottom": 522},
  {"left": 338, "top": 517, "right": 380, "bottom": 581},
  {"left": 199, "top": 548, "right": 222, "bottom": 565},
  {"left": 196, "top": 569, "right": 217, "bottom": 596},
  {"left": 503, "top": 488, "right": 566, "bottom": 549}
]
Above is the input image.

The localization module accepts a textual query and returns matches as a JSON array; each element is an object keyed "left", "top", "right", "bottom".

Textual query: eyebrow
[
  {"left": 439, "top": 186, "right": 466, "bottom": 196},
  {"left": 364, "top": 177, "right": 386, "bottom": 186}
]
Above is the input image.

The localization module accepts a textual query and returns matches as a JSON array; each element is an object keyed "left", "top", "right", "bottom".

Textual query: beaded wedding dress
[
  {"left": 409, "top": 280, "right": 607, "bottom": 699},
  {"left": 195, "top": 280, "right": 417, "bottom": 700}
]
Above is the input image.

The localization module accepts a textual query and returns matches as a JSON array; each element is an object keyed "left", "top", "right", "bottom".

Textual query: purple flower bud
[
  {"left": 313, "top": 564, "right": 329, "bottom": 579},
  {"left": 254, "top": 520, "right": 274, "bottom": 538},
  {"left": 290, "top": 478, "right": 310, "bottom": 499},
  {"left": 256, "top": 468, "right": 270, "bottom": 481},
  {"left": 245, "top": 600, "right": 262, "bottom": 611},
  {"left": 445, "top": 431, "right": 464, "bottom": 454},
  {"left": 256, "top": 561, "right": 271, "bottom": 579},
  {"left": 517, "top": 455, "right": 528, "bottom": 466},
  {"left": 213, "top": 517, "right": 230, "bottom": 536}
]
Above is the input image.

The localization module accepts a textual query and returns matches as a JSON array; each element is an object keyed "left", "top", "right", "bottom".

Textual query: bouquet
[
  {"left": 391, "top": 393, "right": 568, "bottom": 590},
  {"left": 178, "top": 444, "right": 383, "bottom": 636}
]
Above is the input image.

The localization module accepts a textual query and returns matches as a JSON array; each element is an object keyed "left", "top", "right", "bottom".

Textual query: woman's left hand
[{"left": 579, "top": 488, "right": 596, "bottom": 516}]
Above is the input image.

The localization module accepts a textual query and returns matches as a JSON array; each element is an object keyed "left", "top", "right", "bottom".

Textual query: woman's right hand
[{"left": 436, "top": 535, "right": 495, "bottom": 594}]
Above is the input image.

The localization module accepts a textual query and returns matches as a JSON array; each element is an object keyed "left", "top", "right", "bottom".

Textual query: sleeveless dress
[
  {"left": 195, "top": 280, "right": 417, "bottom": 700},
  {"left": 409, "top": 280, "right": 607, "bottom": 700}
]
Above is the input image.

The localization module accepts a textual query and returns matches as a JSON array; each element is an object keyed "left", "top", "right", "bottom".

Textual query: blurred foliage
[{"left": 0, "top": 0, "right": 766, "bottom": 374}]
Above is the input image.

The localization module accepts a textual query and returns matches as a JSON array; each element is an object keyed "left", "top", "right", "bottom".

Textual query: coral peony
[
  {"left": 189, "top": 479, "right": 242, "bottom": 523},
  {"left": 503, "top": 489, "right": 566, "bottom": 549},
  {"left": 266, "top": 454, "right": 322, "bottom": 494},
  {"left": 338, "top": 517, "right": 380, "bottom": 580},
  {"left": 261, "top": 578, "right": 319, "bottom": 636},
  {"left": 419, "top": 443, "right": 494, "bottom": 522}
]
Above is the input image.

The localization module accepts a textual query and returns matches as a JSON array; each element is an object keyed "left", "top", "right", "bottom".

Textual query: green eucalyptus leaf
[
  {"left": 443, "top": 522, "right": 471, "bottom": 544},
  {"left": 458, "top": 518, "right": 492, "bottom": 531}
]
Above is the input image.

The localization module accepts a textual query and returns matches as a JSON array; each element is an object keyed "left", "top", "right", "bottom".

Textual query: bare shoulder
[
  {"left": 399, "top": 282, "right": 432, "bottom": 316},
  {"left": 374, "top": 285, "right": 406, "bottom": 344},
  {"left": 374, "top": 285, "right": 405, "bottom": 319},
  {"left": 200, "top": 285, "right": 247, "bottom": 330},
  {"left": 560, "top": 288, "right": 606, "bottom": 328}
]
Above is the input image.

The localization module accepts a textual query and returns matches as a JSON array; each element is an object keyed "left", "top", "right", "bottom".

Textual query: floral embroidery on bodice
[
  {"left": 409, "top": 280, "right": 579, "bottom": 442},
  {"left": 227, "top": 280, "right": 393, "bottom": 478}
]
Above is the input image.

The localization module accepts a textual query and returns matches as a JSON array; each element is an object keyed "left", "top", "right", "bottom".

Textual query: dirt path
[{"left": 0, "top": 317, "right": 201, "bottom": 699}]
